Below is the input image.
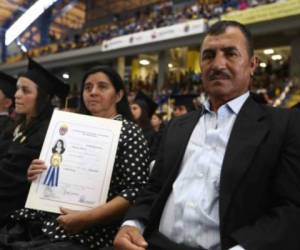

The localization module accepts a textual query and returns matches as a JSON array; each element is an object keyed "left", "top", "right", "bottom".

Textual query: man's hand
[{"left": 114, "top": 225, "right": 148, "bottom": 250}]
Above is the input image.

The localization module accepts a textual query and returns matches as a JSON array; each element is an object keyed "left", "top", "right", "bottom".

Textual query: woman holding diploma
[
  {"left": 1, "top": 66, "right": 150, "bottom": 250},
  {"left": 0, "top": 57, "right": 69, "bottom": 226}
]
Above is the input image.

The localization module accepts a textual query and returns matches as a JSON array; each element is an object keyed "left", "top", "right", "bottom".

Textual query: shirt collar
[
  {"left": 203, "top": 91, "right": 249, "bottom": 115},
  {"left": 0, "top": 112, "right": 9, "bottom": 116}
]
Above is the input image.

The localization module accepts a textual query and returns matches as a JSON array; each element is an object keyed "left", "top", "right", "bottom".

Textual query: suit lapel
[{"left": 219, "top": 97, "right": 270, "bottom": 224}]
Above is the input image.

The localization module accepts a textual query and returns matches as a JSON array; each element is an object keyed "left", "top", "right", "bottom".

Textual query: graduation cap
[
  {"left": 135, "top": 91, "right": 158, "bottom": 117},
  {"left": 21, "top": 57, "right": 69, "bottom": 100},
  {"left": 0, "top": 71, "right": 17, "bottom": 99},
  {"left": 171, "top": 94, "right": 198, "bottom": 111}
]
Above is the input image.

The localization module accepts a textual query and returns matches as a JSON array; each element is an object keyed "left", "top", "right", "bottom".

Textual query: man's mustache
[{"left": 208, "top": 70, "right": 231, "bottom": 80}]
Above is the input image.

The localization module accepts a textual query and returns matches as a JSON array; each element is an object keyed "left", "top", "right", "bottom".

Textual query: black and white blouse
[{"left": 11, "top": 116, "right": 150, "bottom": 249}]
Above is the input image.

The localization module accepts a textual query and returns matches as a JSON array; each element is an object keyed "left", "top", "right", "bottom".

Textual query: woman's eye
[
  {"left": 84, "top": 85, "right": 92, "bottom": 91},
  {"left": 22, "top": 88, "right": 30, "bottom": 94},
  {"left": 98, "top": 84, "right": 108, "bottom": 90}
]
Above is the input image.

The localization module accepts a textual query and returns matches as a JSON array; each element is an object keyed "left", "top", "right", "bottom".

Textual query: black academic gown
[
  {"left": 0, "top": 115, "right": 13, "bottom": 135},
  {"left": 0, "top": 118, "right": 50, "bottom": 226},
  {"left": 142, "top": 126, "right": 157, "bottom": 161},
  {"left": 0, "top": 115, "right": 14, "bottom": 158},
  {"left": 149, "top": 125, "right": 165, "bottom": 162}
]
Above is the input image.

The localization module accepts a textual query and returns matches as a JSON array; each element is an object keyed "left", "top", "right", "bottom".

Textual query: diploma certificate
[{"left": 25, "top": 110, "right": 122, "bottom": 213}]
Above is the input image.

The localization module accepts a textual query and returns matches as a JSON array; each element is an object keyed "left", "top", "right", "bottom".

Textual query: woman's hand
[
  {"left": 56, "top": 207, "right": 91, "bottom": 234},
  {"left": 27, "top": 159, "right": 47, "bottom": 181},
  {"left": 57, "top": 196, "right": 130, "bottom": 234}
]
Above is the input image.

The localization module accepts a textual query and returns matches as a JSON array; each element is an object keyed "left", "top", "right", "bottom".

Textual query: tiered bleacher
[{"left": 6, "top": 0, "right": 281, "bottom": 63}]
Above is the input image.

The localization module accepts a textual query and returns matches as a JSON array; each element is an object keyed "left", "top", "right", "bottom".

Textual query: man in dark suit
[{"left": 113, "top": 21, "right": 300, "bottom": 250}]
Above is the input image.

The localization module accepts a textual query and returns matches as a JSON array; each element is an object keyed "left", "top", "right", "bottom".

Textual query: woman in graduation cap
[
  {"left": 0, "top": 58, "right": 69, "bottom": 226},
  {"left": 1, "top": 66, "right": 150, "bottom": 250}
]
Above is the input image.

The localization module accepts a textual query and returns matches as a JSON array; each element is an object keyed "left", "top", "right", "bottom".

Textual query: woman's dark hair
[
  {"left": 132, "top": 100, "right": 152, "bottom": 130},
  {"left": 153, "top": 112, "right": 164, "bottom": 121},
  {"left": 52, "top": 139, "right": 65, "bottom": 154},
  {"left": 151, "top": 113, "right": 165, "bottom": 131},
  {"left": 79, "top": 66, "right": 133, "bottom": 121}
]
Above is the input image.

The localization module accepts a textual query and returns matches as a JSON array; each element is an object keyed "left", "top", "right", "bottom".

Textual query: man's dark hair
[{"left": 201, "top": 21, "right": 254, "bottom": 57}]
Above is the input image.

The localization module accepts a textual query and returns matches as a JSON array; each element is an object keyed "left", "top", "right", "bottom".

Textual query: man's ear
[{"left": 250, "top": 55, "right": 258, "bottom": 77}]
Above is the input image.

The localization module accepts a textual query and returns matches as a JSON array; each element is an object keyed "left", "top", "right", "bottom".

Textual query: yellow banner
[{"left": 222, "top": 0, "right": 300, "bottom": 24}]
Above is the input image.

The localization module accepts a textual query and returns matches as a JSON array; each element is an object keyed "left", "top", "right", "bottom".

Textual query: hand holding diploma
[
  {"left": 27, "top": 159, "right": 47, "bottom": 181},
  {"left": 57, "top": 207, "right": 91, "bottom": 234},
  {"left": 56, "top": 196, "right": 130, "bottom": 234}
]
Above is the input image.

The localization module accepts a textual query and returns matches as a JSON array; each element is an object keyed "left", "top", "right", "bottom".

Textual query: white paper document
[{"left": 25, "top": 110, "right": 122, "bottom": 213}]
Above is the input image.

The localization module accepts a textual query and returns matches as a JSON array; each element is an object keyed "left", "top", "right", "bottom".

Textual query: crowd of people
[
  {"left": 45, "top": 0, "right": 282, "bottom": 52},
  {"left": 0, "top": 20, "right": 300, "bottom": 250},
  {"left": 6, "top": 0, "right": 281, "bottom": 63}
]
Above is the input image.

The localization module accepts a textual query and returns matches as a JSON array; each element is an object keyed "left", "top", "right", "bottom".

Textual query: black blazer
[
  {"left": 125, "top": 96, "right": 300, "bottom": 250},
  {"left": 0, "top": 118, "right": 50, "bottom": 226}
]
